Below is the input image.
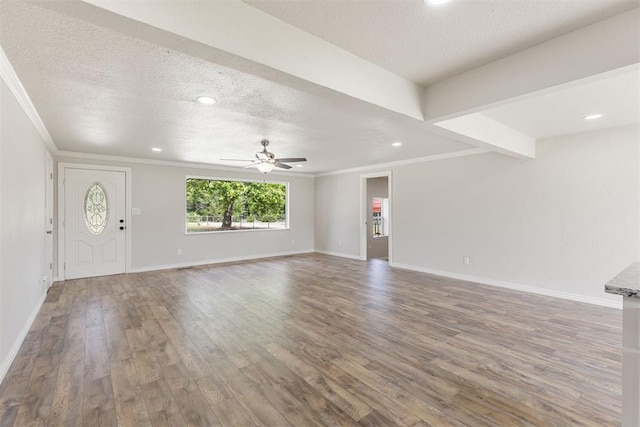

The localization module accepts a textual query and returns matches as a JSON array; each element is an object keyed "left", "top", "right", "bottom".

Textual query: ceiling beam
[
  {"left": 59, "top": 1, "right": 638, "bottom": 161},
  {"left": 434, "top": 114, "right": 535, "bottom": 159},
  {"left": 80, "top": 0, "right": 425, "bottom": 121},
  {"left": 423, "top": 8, "right": 640, "bottom": 122}
]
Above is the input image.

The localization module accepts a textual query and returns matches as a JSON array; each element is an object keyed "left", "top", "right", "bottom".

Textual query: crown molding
[
  {"left": 0, "top": 45, "right": 58, "bottom": 154},
  {"left": 314, "top": 148, "right": 488, "bottom": 177},
  {"left": 57, "top": 148, "right": 488, "bottom": 178},
  {"left": 55, "top": 150, "right": 316, "bottom": 178}
]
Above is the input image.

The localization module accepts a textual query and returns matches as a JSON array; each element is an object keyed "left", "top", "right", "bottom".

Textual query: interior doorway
[{"left": 360, "top": 172, "right": 392, "bottom": 262}]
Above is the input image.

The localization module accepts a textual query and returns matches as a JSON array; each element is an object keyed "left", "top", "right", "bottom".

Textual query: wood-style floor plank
[
  {"left": 0, "top": 254, "right": 623, "bottom": 426},
  {"left": 82, "top": 376, "right": 117, "bottom": 427}
]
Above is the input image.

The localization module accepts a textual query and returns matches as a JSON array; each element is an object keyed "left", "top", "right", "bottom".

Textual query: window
[
  {"left": 372, "top": 197, "right": 389, "bottom": 237},
  {"left": 186, "top": 177, "right": 288, "bottom": 233},
  {"left": 84, "top": 182, "right": 108, "bottom": 235}
]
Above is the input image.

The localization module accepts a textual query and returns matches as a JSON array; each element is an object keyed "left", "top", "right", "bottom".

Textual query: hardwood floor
[{"left": 0, "top": 254, "right": 622, "bottom": 426}]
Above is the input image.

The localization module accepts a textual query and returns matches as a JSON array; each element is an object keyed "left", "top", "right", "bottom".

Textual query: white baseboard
[
  {"left": 389, "top": 262, "right": 622, "bottom": 309},
  {"left": 0, "top": 291, "right": 47, "bottom": 385},
  {"left": 314, "top": 250, "right": 363, "bottom": 261},
  {"left": 128, "top": 249, "right": 315, "bottom": 273}
]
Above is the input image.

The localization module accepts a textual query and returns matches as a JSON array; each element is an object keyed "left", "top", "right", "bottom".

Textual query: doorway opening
[{"left": 360, "top": 172, "right": 391, "bottom": 262}]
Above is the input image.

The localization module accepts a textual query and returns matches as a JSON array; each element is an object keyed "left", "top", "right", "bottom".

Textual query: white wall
[
  {"left": 366, "top": 176, "right": 389, "bottom": 260},
  {"left": 55, "top": 157, "right": 315, "bottom": 273},
  {"left": 315, "top": 125, "right": 639, "bottom": 306},
  {"left": 0, "top": 79, "right": 49, "bottom": 381},
  {"left": 314, "top": 172, "right": 361, "bottom": 258}
]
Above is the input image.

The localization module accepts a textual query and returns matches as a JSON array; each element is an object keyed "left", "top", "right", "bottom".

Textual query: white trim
[
  {"left": 56, "top": 149, "right": 487, "bottom": 179},
  {"left": 0, "top": 46, "right": 57, "bottom": 154},
  {"left": 315, "top": 148, "right": 487, "bottom": 177},
  {"left": 129, "top": 249, "right": 314, "bottom": 273},
  {"left": 56, "top": 151, "right": 315, "bottom": 178},
  {"left": 185, "top": 227, "right": 290, "bottom": 236},
  {"left": 0, "top": 291, "right": 46, "bottom": 385},
  {"left": 54, "top": 148, "right": 492, "bottom": 178},
  {"left": 57, "top": 163, "right": 132, "bottom": 280},
  {"left": 186, "top": 174, "right": 290, "bottom": 185},
  {"left": 44, "top": 150, "right": 54, "bottom": 289},
  {"left": 389, "top": 262, "right": 622, "bottom": 309},
  {"left": 314, "top": 250, "right": 363, "bottom": 261},
  {"left": 360, "top": 171, "right": 393, "bottom": 262},
  {"left": 286, "top": 179, "right": 291, "bottom": 231}
]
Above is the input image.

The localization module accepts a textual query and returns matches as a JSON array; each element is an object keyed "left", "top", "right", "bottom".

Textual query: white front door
[{"left": 63, "top": 168, "right": 126, "bottom": 279}]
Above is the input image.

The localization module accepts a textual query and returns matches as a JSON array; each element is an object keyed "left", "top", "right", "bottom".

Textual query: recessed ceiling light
[
  {"left": 296, "top": 164, "right": 303, "bottom": 168},
  {"left": 196, "top": 96, "right": 216, "bottom": 105},
  {"left": 151, "top": 147, "right": 162, "bottom": 152},
  {"left": 425, "top": 0, "right": 451, "bottom": 5},
  {"left": 392, "top": 141, "right": 403, "bottom": 147},
  {"left": 584, "top": 113, "right": 603, "bottom": 120}
]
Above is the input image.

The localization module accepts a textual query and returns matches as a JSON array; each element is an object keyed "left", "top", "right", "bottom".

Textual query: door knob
[
  {"left": 46, "top": 230, "right": 52, "bottom": 234},
  {"left": 119, "top": 226, "right": 125, "bottom": 230},
  {"left": 119, "top": 219, "right": 124, "bottom": 223}
]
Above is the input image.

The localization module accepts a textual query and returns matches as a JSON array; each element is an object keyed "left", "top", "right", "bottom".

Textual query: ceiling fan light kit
[
  {"left": 221, "top": 139, "right": 307, "bottom": 174},
  {"left": 257, "top": 162, "right": 275, "bottom": 174}
]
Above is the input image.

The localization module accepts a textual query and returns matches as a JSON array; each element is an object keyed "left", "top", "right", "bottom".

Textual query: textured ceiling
[
  {"left": 245, "top": 0, "right": 638, "bottom": 86},
  {"left": 0, "top": 0, "right": 637, "bottom": 174},
  {"left": 0, "top": 1, "right": 471, "bottom": 173}
]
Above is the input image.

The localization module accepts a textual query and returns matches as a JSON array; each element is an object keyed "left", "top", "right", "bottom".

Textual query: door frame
[
  {"left": 57, "top": 163, "right": 132, "bottom": 280},
  {"left": 45, "top": 150, "right": 54, "bottom": 288},
  {"left": 359, "top": 171, "right": 392, "bottom": 262}
]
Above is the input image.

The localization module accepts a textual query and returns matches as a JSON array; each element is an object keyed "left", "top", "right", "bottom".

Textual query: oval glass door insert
[{"left": 84, "top": 182, "right": 108, "bottom": 235}]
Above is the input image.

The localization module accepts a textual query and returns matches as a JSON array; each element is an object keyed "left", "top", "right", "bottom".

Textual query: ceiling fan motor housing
[{"left": 257, "top": 139, "right": 275, "bottom": 161}]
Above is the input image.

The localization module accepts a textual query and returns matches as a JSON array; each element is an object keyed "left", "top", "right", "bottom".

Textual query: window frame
[{"left": 185, "top": 174, "right": 290, "bottom": 235}]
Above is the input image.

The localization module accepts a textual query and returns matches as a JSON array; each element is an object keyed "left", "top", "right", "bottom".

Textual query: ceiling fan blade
[
  {"left": 223, "top": 141, "right": 307, "bottom": 171},
  {"left": 276, "top": 157, "right": 306, "bottom": 163}
]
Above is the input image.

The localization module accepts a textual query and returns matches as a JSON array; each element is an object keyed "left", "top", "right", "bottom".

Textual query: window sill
[{"left": 186, "top": 227, "right": 290, "bottom": 235}]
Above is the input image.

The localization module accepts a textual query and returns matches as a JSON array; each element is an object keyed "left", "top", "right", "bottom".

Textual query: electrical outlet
[
  {"left": 463, "top": 256, "right": 470, "bottom": 265},
  {"left": 177, "top": 249, "right": 183, "bottom": 255},
  {"left": 338, "top": 240, "right": 343, "bottom": 247},
  {"left": 290, "top": 239, "right": 295, "bottom": 245}
]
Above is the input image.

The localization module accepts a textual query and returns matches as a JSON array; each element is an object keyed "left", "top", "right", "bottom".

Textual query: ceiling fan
[{"left": 222, "top": 139, "right": 307, "bottom": 174}]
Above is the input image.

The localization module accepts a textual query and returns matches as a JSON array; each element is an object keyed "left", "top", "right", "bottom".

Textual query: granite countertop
[{"left": 605, "top": 262, "right": 640, "bottom": 298}]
